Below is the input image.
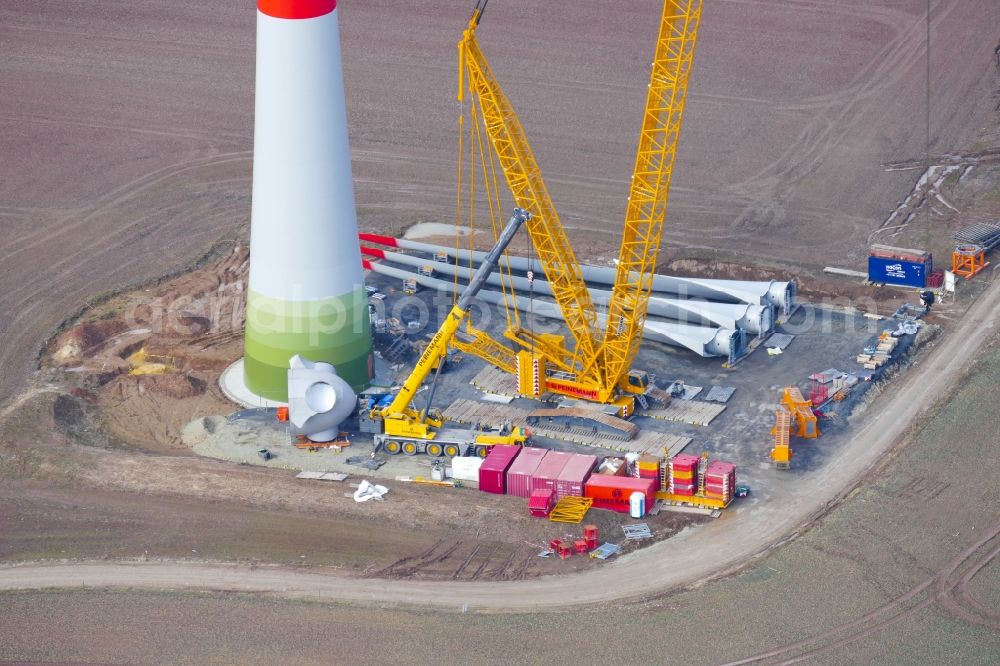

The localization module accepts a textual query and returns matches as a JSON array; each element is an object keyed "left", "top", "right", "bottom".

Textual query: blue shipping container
[{"left": 868, "top": 256, "right": 928, "bottom": 288}]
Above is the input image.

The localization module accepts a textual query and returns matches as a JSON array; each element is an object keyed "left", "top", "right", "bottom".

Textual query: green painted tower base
[{"left": 243, "top": 287, "right": 372, "bottom": 402}]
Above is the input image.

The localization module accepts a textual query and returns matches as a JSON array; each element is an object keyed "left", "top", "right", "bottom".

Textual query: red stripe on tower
[
  {"left": 358, "top": 232, "right": 399, "bottom": 247},
  {"left": 258, "top": 0, "right": 336, "bottom": 20}
]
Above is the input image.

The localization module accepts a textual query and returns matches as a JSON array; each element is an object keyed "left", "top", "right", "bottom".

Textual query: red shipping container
[
  {"left": 585, "top": 476, "right": 655, "bottom": 511},
  {"left": 531, "top": 450, "right": 572, "bottom": 494},
  {"left": 574, "top": 540, "right": 589, "bottom": 553},
  {"left": 530, "top": 489, "right": 557, "bottom": 517},
  {"left": 478, "top": 445, "right": 521, "bottom": 494},
  {"left": 584, "top": 524, "right": 599, "bottom": 540},
  {"left": 555, "top": 454, "right": 597, "bottom": 500},
  {"left": 505, "top": 447, "right": 548, "bottom": 498}
]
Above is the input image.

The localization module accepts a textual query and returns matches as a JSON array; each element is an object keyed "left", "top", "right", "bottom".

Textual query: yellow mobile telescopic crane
[
  {"left": 453, "top": 0, "right": 704, "bottom": 415},
  {"left": 363, "top": 208, "right": 531, "bottom": 458}
]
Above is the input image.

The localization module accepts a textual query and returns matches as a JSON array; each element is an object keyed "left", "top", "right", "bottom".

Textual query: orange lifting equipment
[
  {"left": 952, "top": 243, "right": 988, "bottom": 280},
  {"left": 769, "top": 410, "right": 793, "bottom": 469},
  {"left": 780, "top": 386, "right": 820, "bottom": 439}
]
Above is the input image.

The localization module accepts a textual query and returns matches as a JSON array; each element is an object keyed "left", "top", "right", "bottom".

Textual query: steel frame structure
[{"left": 454, "top": 0, "right": 704, "bottom": 411}]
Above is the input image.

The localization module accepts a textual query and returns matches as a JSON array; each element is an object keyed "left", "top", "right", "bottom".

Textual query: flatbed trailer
[{"left": 655, "top": 491, "right": 733, "bottom": 510}]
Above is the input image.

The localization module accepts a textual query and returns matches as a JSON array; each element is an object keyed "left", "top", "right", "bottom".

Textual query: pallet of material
[{"left": 642, "top": 400, "right": 727, "bottom": 427}]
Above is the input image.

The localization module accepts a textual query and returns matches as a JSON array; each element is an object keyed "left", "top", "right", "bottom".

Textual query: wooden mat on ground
[
  {"left": 643, "top": 400, "right": 726, "bottom": 426},
  {"left": 470, "top": 365, "right": 522, "bottom": 397},
  {"left": 443, "top": 398, "right": 529, "bottom": 428},
  {"left": 443, "top": 399, "right": 690, "bottom": 457}
]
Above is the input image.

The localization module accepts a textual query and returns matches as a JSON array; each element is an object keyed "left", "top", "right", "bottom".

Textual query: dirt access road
[{"left": 3, "top": 275, "right": 997, "bottom": 610}]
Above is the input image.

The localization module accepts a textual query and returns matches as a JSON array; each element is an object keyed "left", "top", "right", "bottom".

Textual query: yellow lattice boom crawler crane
[{"left": 451, "top": 0, "right": 704, "bottom": 416}]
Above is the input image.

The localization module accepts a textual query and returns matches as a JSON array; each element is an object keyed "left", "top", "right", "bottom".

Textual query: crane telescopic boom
[{"left": 373, "top": 208, "right": 531, "bottom": 440}]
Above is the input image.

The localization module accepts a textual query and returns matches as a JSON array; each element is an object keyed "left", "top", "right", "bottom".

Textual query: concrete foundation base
[{"left": 219, "top": 358, "right": 286, "bottom": 409}]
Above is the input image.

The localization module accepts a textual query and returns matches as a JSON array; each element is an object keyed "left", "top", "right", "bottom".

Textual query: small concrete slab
[
  {"left": 704, "top": 386, "right": 736, "bottom": 403},
  {"left": 765, "top": 333, "right": 795, "bottom": 350}
]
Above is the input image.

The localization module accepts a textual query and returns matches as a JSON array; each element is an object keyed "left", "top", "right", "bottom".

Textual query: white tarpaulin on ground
[
  {"left": 353, "top": 480, "right": 389, "bottom": 502},
  {"left": 450, "top": 456, "right": 484, "bottom": 482}
]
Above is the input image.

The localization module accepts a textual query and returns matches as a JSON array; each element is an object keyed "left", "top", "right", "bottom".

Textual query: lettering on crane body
[
  {"left": 407, "top": 309, "right": 464, "bottom": 388},
  {"left": 545, "top": 379, "right": 599, "bottom": 401}
]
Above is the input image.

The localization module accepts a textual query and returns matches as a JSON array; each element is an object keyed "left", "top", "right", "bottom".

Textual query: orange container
[
  {"left": 585, "top": 475, "right": 655, "bottom": 503},
  {"left": 276, "top": 406, "right": 289, "bottom": 422}
]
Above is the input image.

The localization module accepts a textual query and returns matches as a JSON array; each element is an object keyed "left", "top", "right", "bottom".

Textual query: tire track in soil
[
  {"left": 493, "top": 548, "right": 519, "bottom": 581},
  {"left": 722, "top": 518, "right": 1000, "bottom": 665},
  {"left": 372, "top": 539, "right": 448, "bottom": 578},
  {"left": 453, "top": 544, "right": 481, "bottom": 580},
  {"left": 372, "top": 541, "right": 534, "bottom": 582},
  {"left": 469, "top": 544, "right": 500, "bottom": 581},
  {"left": 726, "top": 1, "right": 958, "bottom": 235},
  {"left": 0, "top": 152, "right": 250, "bottom": 268},
  {"left": 0, "top": 151, "right": 252, "bottom": 404}
]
